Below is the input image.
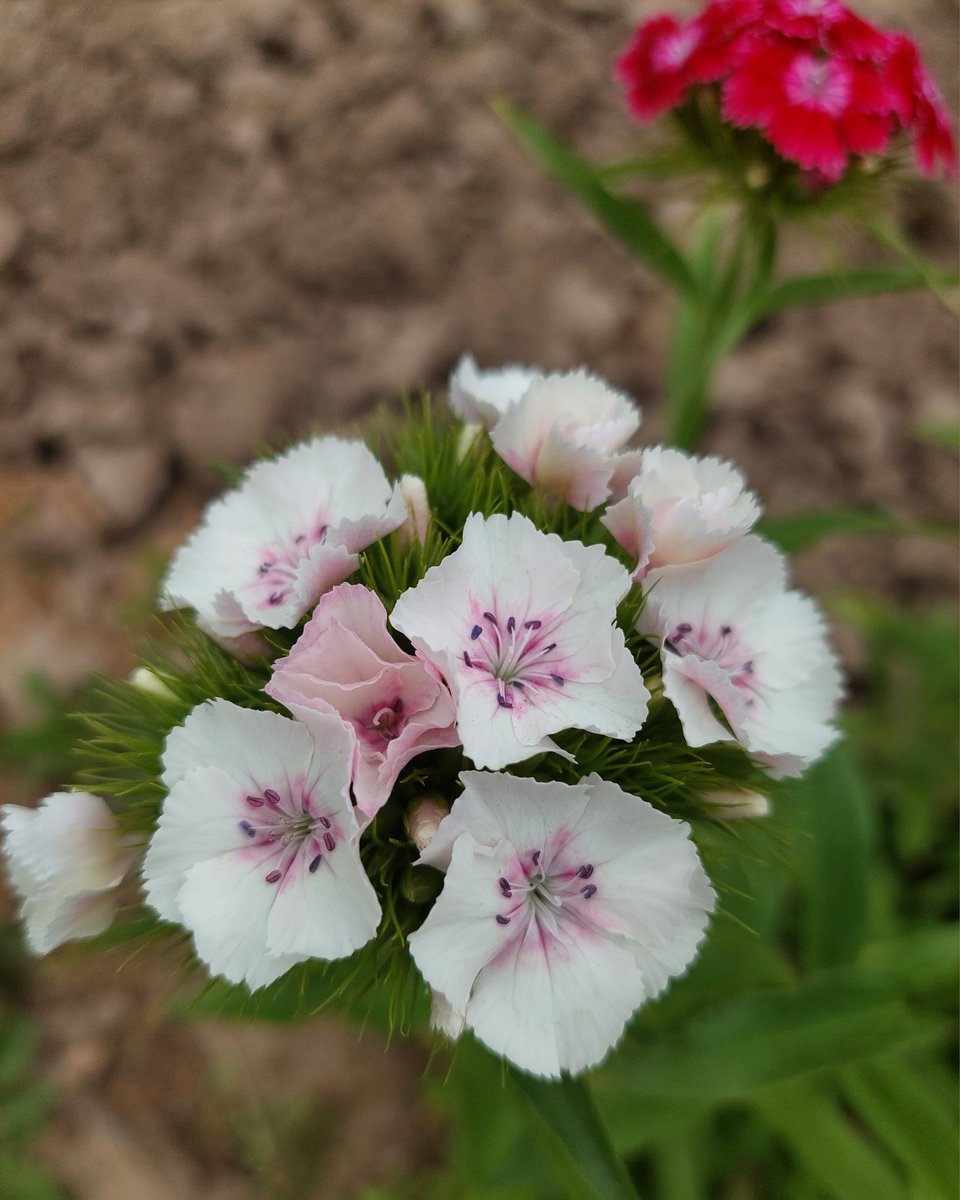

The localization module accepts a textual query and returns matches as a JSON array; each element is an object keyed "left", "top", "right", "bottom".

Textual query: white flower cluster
[{"left": 1, "top": 357, "right": 842, "bottom": 1079}]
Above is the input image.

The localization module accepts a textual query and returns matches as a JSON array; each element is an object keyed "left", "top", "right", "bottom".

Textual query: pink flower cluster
[{"left": 616, "top": 0, "right": 956, "bottom": 182}]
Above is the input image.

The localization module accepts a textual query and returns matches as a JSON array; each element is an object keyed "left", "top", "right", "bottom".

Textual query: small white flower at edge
[
  {"left": 1, "top": 793, "right": 135, "bottom": 954},
  {"left": 602, "top": 446, "right": 761, "bottom": 578},
  {"left": 161, "top": 437, "right": 405, "bottom": 640},
  {"left": 143, "top": 699, "right": 380, "bottom": 990},
  {"left": 448, "top": 353, "right": 542, "bottom": 427},
  {"left": 643, "top": 535, "right": 843, "bottom": 778},
  {"left": 489, "top": 369, "right": 643, "bottom": 511},
  {"left": 408, "top": 770, "right": 715, "bottom": 1078},
  {"left": 390, "top": 511, "right": 651, "bottom": 771}
]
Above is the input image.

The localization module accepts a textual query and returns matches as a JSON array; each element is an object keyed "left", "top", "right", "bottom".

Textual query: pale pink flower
[
  {"left": 1, "top": 792, "right": 135, "bottom": 954},
  {"left": 390, "top": 512, "right": 650, "bottom": 771},
  {"left": 602, "top": 447, "right": 760, "bottom": 578},
  {"left": 448, "top": 354, "right": 542, "bottom": 428},
  {"left": 266, "top": 584, "right": 459, "bottom": 822},
  {"left": 643, "top": 535, "right": 842, "bottom": 778},
  {"left": 409, "top": 770, "right": 715, "bottom": 1078},
  {"left": 161, "top": 437, "right": 405, "bottom": 639},
  {"left": 143, "top": 699, "right": 379, "bottom": 989},
  {"left": 489, "top": 370, "right": 643, "bottom": 510}
]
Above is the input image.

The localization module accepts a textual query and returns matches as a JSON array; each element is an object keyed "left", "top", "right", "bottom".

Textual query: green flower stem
[
  {"left": 666, "top": 208, "right": 778, "bottom": 450},
  {"left": 511, "top": 1069, "right": 641, "bottom": 1200}
]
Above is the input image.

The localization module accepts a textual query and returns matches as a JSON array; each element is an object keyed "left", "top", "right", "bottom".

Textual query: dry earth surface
[{"left": 0, "top": 0, "right": 956, "bottom": 1196}]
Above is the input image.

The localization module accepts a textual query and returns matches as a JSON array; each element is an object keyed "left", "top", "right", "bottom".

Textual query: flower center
[
  {"left": 786, "top": 55, "right": 850, "bottom": 115},
  {"left": 667, "top": 622, "right": 758, "bottom": 695},
  {"left": 652, "top": 26, "right": 700, "bottom": 71},
  {"left": 461, "top": 611, "right": 564, "bottom": 709},
  {"left": 360, "top": 697, "right": 405, "bottom": 748},
  {"left": 252, "top": 518, "right": 329, "bottom": 611},
  {"left": 493, "top": 849, "right": 598, "bottom": 928},
  {"left": 238, "top": 784, "right": 339, "bottom": 884}
]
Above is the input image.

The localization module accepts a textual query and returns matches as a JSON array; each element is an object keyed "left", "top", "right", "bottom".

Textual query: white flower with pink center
[
  {"left": 1, "top": 792, "right": 135, "bottom": 954},
  {"left": 643, "top": 536, "right": 843, "bottom": 778},
  {"left": 161, "top": 437, "right": 405, "bottom": 639},
  {"left": 408, "top": 771, "right": 715, "bottom": 1078},
  {"left": 143, "top": 699, "right": 379, "bottom": 989},
  {"left": 601, "top": 446, "right": 760, "bottom": 578},
  {"left": 265, "top": 584, "right": 459, "bottom": 823},
  {"left": 390, "top": 512, "right": 651, "bottom": 771},
  {"left": 448, "top": 353, "right": 542, "bottom": 428},
  {"left": 489, "top": 369, "right": 643, "bottom": 511}
]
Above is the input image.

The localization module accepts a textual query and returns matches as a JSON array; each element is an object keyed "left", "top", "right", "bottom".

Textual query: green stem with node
[{"left": 512, "top": 1069, "right": 642, "bottom": 1200}]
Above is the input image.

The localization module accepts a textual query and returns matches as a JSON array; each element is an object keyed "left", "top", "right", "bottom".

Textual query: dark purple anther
[
  {"left": 294, "top": 534, "right": 305, "bottom": 544},
  {"left": 498, "top": 877, "right": 512, "bottom": 895},
  {"left": 263, "top": 788, "right": 282, "bottom": 806},
  {"left": 319, "top": 815, "right": 331, "bottom": 829},
  {"left": 577, "top": 863, "right": 594, "bottom": 879},
  {"left": 496, "top": 914, "right": 511, "bottom": 925},
  {"left": 532, "top": 850, "right": 541, "bottom": 866},
  {"left": 483, "top": 611, "right": 497, "bottom": 624},
  {"left": 268, "top": 591, "right": 285, "bottom": 606},
  {"left": 544, "top": 643, "right": 557, "bottom": 653},
  {"left": 246, "top": 795, "right": 265, "bottom": 807},
  {"left": 471, "top": 624, "right": 482, "bottom": 640},
  {"left": 742, "top": 660, "right": 754, "bottom": 673},
  {"left": 323, "top": 831, "right": 336, "bottom": 852},
  {"left": 497, "top": 692, "right": 513, "bottom": 709},
  {"left": 524, "top": 620, "right": 541, "bottom": 630},
  {"left": 393, "top": 697, "right": 404, "bottom": 713},
  {"left": 551, "top": 674, "right": 565, "bottom": 687},
  {"left": 239, "top": 820, "right": 256, "bottom": 837},
  {"left": 265, "top": 869, "right": 283, "bottom": 884},
  {"left": 507, "top": 616, "right": 516, "bottom": 634},
  {"left": 309, "top": 854, "right": 322, "bottom": 873},
  {"left": 316, "top": 524, "right": 328, "bottom": 541},
  {"left": 463, "top": 651, "right": 473, "bottom": 668},
  {"left": 720, "top": 624, "right": 732, "bottom": 636},
  {"left": 676, "top": 623, "right": 692, "bottom": 636},
  {"left": 581, "top": 884, "right": 597, "bottom": 899},
  {"left": 512, "top": 679, "right": 524, "bottom": 689},
  {"left": 258, "top": 563, "right": 271, "bottom": 575}
]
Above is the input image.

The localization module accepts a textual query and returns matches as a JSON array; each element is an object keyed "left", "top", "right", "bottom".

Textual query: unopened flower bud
[
  {"left": 703, "top": 789, "right": 770, "bottom": 820},
  {"left": 397, "top": 474, "right": 430, "bottom": 546},
  {"left": 745, "top": 162, "right": 770, "bottom": 189},
  {"left": 129, "top": 667, "right": 176, "bottom": 701},
  {"left": 456, "top": 422, "right": 483, "bottom": 461},
  {"left": 405, "top": 795, "right": 451, "bottom": 852}
]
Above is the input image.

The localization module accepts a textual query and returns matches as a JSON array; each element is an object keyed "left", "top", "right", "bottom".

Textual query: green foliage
[
  {"left": 0, "top": 1017, "right": 62, "bottom": 1200},
  {"left": 760, "top": 507, "right": 956, "bottom": 554},
  {"left": 73, "top": 614, "right": 277, "bottom": 839},
  {"left": 365, "top": 596, "right": 959, "bottom": 1199}
]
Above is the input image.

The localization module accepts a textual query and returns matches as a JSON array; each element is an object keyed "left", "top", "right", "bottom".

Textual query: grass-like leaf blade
[{"left": 495, "top": 100, "right": 696, "bottom": 298}]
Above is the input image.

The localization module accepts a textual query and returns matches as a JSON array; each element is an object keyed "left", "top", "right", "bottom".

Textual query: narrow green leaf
[
  {"left": 857, "top": 926, "right": 959, "bottom": 997},
  {"left": 758, "top": 266, "right": 957, "bottom": 315},
  {"left": 596, "top": 973, "right": 940, "bottom": 1104},
  {"left": 495, "top": 100, "right": 696, "bottom": 298},
  {"left": 756, "top": 1079, "right": 904, "bottom": 1200},
  {"left": 840, "top": 1057, "right": 959, "bottom": 1198},
  {"left": 513, "top": 1071, "right": 640, "bottom": 1200},
  {"left": 778, "top": 742, "right": 873, "bottom": 970},
  {"left": 759, "top": 507, "right": 953, "bottom": 554}
]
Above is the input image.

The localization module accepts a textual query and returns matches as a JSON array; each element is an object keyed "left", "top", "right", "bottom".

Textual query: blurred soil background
[{"left": 0, "top": 0, "right": 956, "bottom": 1197}]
